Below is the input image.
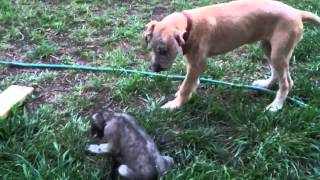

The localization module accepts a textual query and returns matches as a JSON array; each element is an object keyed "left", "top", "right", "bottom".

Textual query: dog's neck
[{"left": 181, "top": 12, "right": 192, "bottom": 55}]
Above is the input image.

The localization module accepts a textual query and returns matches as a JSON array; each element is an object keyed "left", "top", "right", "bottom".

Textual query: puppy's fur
[
  {"left": 85, "top": 111, "right": 173, "bottom": 180},
  {"left": 143, "top": 0, "right": 320, "bottom": 111}
]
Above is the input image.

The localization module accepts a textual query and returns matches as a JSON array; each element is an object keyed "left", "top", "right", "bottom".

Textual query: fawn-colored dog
[{"left": 143, "top": 0, "right": 320, "bottom": 111}]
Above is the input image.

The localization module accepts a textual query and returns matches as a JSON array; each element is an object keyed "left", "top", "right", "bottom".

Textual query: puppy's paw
[
  {"left": 158, "top": 155, "right": 174, "bottom": 174},
  {"left": 252, "top": 79, "right": 271, "bottom": 88},
  {"left": 85, "top": 143, "right": 112, "bottom": 154},
  {"left": 163, "top": 155, "right": 174, "bottom": 168},
  {"left": 265, "top": 102, "right": 283, "bottom": 112},
  {"left": 161, "top": 99, "right": 182, "bottom": 110}
]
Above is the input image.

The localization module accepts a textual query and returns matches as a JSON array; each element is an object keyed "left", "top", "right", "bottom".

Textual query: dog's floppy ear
[
  {"left": 91, "top": 113, "right": 106, "bottom": 138},
  {"left": 142, "top": 20, "right": 158, "bottom": 48},
  {"left": 174, "top": 30, "right": 186, "bottom": 46}
]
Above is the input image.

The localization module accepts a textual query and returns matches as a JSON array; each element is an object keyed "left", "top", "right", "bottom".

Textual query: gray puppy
[{"left": 85, "top": 111, "right": 174, "bottom": 180}]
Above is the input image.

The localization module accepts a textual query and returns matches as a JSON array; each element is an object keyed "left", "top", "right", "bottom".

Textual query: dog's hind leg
[
  {"left": 266, "top": 28, "right": 301, "bottom": 111},
  {"left": 252, "top": 40, "right": 278, "bottom": 88},
  {"left": 266, "top": 54, "right": 292, "bottom": 112},
  {"left": 109, "top": 157, "right": 120, "bottom": 180}
]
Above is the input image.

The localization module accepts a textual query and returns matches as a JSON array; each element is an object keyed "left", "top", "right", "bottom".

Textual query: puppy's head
[{"left": 143, "top": 20, "right": 185, "bottom": 72}]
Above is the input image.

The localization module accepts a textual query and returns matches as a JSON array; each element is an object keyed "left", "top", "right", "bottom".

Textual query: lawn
[{"left": 0, "top": 0, "right": 320, "bottom": 179}]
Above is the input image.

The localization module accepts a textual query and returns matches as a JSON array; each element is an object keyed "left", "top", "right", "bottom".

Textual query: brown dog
[{"left": 143, "top": 0, "right": 320, "bottom": 111}]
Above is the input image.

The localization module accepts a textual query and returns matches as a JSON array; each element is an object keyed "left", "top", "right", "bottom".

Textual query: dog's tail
[{"left": 300, "top": 11, "right": 320, "bottom": 26}]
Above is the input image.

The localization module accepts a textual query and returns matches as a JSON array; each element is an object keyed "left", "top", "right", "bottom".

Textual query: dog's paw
[
  {"left": 161, "top": 100, "right": 182, "bottom": 110},
  {"left": 118, "top": 165, "right": 134, "bottom": 178},
  {"left": 265, "top": 102, "right": 283, "bottom": 112},
  {"left": 85, "top": 143, "right": 112, "bottom": 154},
  {"left": 252, "top": 79, "right": 271, "bottom": 88}
]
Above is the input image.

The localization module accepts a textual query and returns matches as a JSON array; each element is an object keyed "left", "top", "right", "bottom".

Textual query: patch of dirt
[
  {"left": 151, "top": 5, "right": 169, "bottom": 20},
  {"left": 0, "top": 68, "right": 119, "bottom": 117},
  {"left": 0, "top": 43, "right": 30, "bottom": 63},
  {"left": 41, "top": 0, "right": 64, "bottom": 6},
  {"left": 0, "top": 66, "right": 20, "bottom": 80},
  {"left": 79, "top": 86, "right": 122, "bottom": 117},
  {"left": 23, "top": 71, "right": 86, "bottom": 113},
  {"left": 119, "top": 41, "right": 134, "bottom": 53},
  {"left": 114, "top": 0, "right": 135, "bottom": 3}
]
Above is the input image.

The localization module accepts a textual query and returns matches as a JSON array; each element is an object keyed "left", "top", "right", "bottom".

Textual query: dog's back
[{"left": 109, "top": 113, "right": 159, "bottom": 179}]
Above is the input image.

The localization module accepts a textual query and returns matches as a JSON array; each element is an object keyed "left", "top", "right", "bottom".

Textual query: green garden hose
[{"left": 0, "top": 60, "right": 309, "bottom": 108}]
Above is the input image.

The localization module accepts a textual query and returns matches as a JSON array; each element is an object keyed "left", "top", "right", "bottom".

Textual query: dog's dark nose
[{"left": 152, "top": 64, "right": 165, "bottom": 72}]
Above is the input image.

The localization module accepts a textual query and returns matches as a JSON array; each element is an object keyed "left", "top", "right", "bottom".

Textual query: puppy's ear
[
  {"left": 91, "top": 113, "right": 106, "bottom": 137},
  {"left": 174, "top": 31, "right": 186, "bottom": 46},
  {"left": 142, "top": 20, "right": 158, "bottom": 49}
]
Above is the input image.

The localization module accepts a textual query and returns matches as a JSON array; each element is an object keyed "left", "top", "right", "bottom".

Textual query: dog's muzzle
[{"left": 151, "top": 63, "right": 166, "bottom": 72}]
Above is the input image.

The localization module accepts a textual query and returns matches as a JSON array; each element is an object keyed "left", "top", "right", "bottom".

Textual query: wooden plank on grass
[{"left": 0, "top": 85, "right": 34, "bottom": 119}]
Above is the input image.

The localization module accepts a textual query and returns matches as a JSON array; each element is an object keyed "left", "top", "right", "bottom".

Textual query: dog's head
[{"left": 143, "top": 20, "right": 186, "bottom": 72}]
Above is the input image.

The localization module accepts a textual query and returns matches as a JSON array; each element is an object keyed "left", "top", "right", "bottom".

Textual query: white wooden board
[{"left": 0, "top": 85, "right": 34, "bottom": 119}]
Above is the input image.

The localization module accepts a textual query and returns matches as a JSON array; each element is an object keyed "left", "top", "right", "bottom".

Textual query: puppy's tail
[{"left": 300, "top": 11, "right": 320, "bottom": 26}]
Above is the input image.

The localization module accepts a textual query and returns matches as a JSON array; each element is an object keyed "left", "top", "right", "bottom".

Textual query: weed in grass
[
  {"left": 202, "top": 60, "right": 225, "bottom": 79},
  {"left": 88, "top": 14, "right": 110, "bottom": 29},
  {"left": 114, "top": 74, "right": 148, "bottom": 103},
  {"left": 0, "top": 42, "right": 14, "bottom": 51},
  {"left": 70, "top": 27, "right": 96, "bottom": 45},
  {"left": 30, "top": 30, "right": 46, "bottom": 44},
  {"left": 28, "top": 41, "right": 58, "bottom": 60},
  {"left": 61, "top": 55, "right": 76, "bottom": 65},
  {"left": 80, "top": 49, "right": 96, "bottom": 59},
  {"left": 294, "top": 27, "right": 320, "bottom": 62},
  {"left": 246, "top": 44, "right": 264, "bottom": 61},
  {"left": 105, "top": 16, "right": 144, "bottom": 45},
  {"left": 153, "top": 76, "right": 174, "bottom": 94},
  {"left": 105, "top": 48, "right": 134, "bottom": 68},
  {"left": 69, "top": 2, "right": 92, "bottom": 15},
  {"left": 170, "top": 53, "right": 187, "bottom": 74},
  {"left": 171, "top": 0, "right": 194, "bottom": 10},
  {"left": 2, "top": 27, "right": 21, "bottom": 42},
  {"left": 0, "top": 0, "right": 17, "bottom": 23},
  {"left": 51, "top": 21, "right": 68, "bottom": 32}
]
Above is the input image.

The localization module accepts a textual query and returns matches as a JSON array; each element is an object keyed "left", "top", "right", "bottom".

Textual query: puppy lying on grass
[{"left": 85, "top": 111, "right": 174, "bottom": 180}]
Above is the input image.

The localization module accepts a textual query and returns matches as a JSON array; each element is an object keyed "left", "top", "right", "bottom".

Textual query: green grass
[{"left": 0, "top": 0, "right": 320, "bottom": 179}]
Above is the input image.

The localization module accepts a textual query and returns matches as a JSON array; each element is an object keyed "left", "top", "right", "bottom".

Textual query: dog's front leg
[
  {"left": 162, "top": 59, "right": 206, "bottom": 110},
  {"left": 85, "top": 143, "right": 113, "bottom": 154}
]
